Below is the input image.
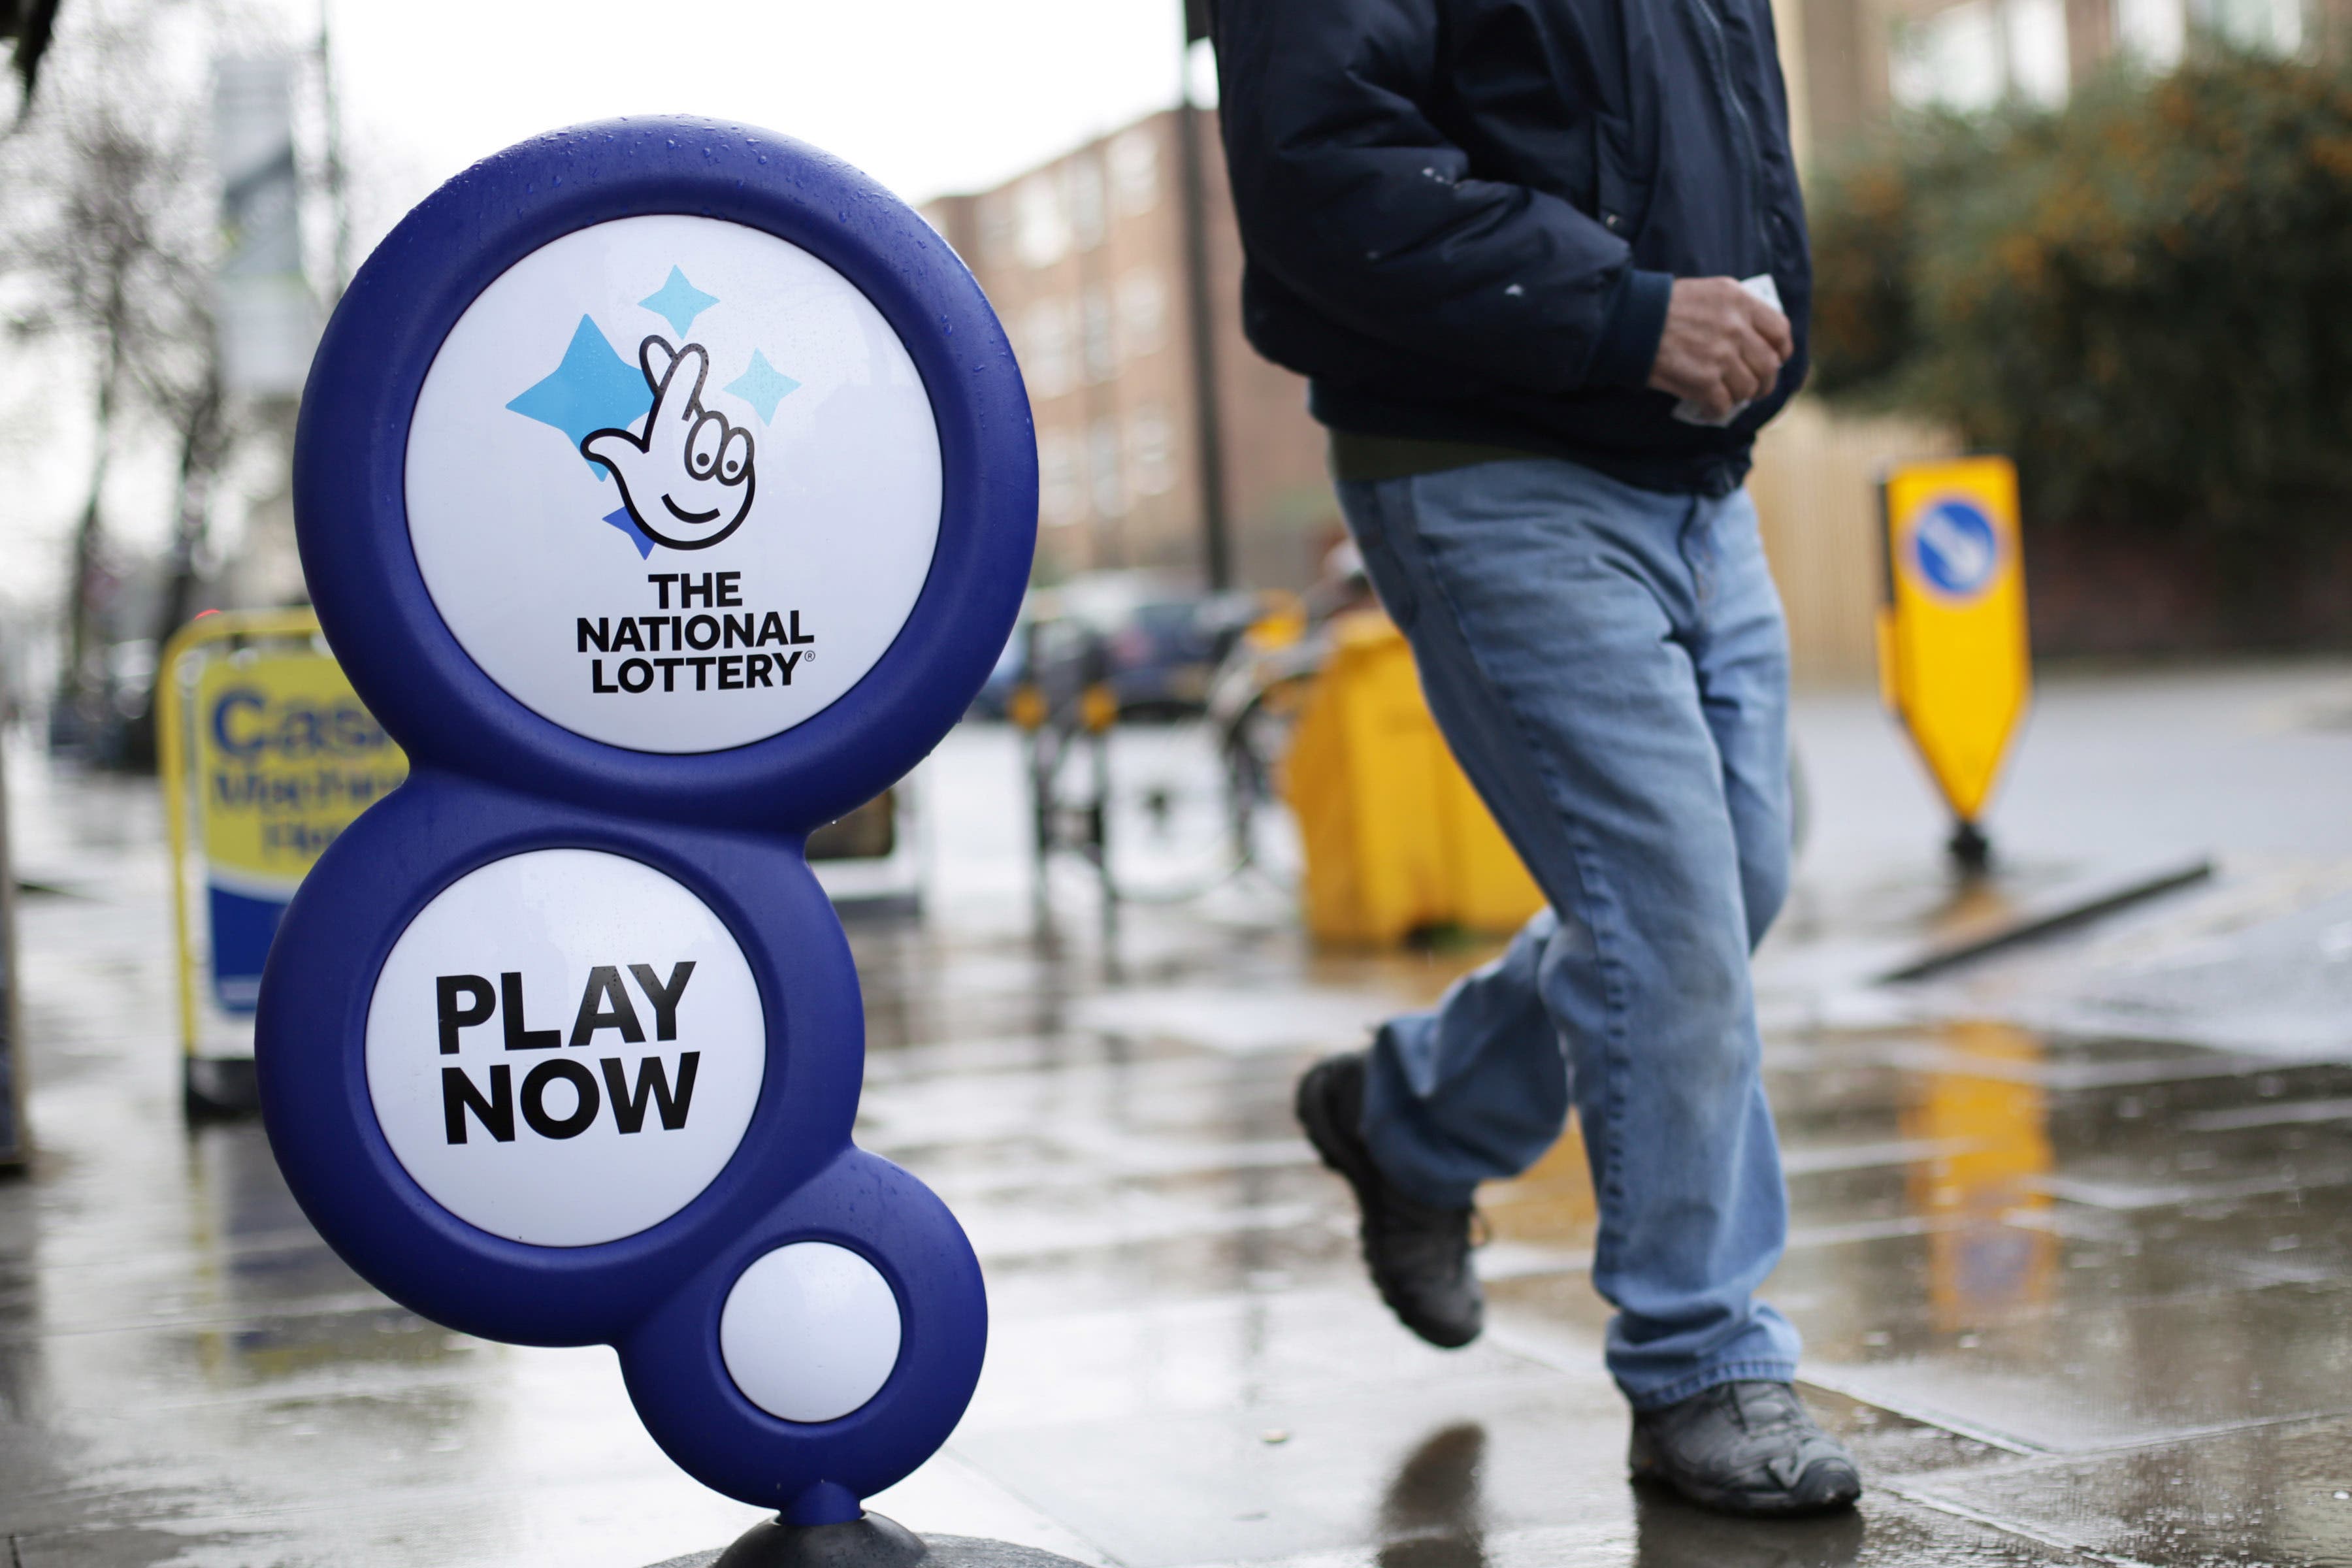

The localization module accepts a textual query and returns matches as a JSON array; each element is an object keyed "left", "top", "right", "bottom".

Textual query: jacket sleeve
[{"left": 1213, "top": 0, "right": 1671, "bottom": 393}]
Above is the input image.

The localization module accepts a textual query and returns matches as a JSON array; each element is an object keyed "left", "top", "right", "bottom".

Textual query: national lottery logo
[
  {"left": 404, "top": 212, "right": 943, "bottom": 755},
  {"left": 582, "top": 336, "right": 757, "bottom": 551},
  {"left": 574, "top": 569, "right": 817, "bottom": 698},
  {"left": 505, "top": 265, "right": 800, "bottom": 559},
  {"left": 496, "top": 265, "right": 821, "bottom": 700}
]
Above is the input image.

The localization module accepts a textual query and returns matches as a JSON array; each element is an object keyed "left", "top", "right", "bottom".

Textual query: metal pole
[
  {"left": 0, "top": 717, "right": 25, "bottom": 1172},
  {"left": 1176, "top": 3, "right": 1233, "bottom": 592},
  {"left": 317, "top": 0, "right": 351, "bottom": 302}
]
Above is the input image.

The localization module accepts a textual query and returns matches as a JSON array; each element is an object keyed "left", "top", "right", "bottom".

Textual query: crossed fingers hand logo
[{"left": 583, "top": 335, "right": 757, "bottom": 551}]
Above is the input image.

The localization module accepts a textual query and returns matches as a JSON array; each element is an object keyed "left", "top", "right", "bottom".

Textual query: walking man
[{"left": 1209, "top": 0, "right": 1863, "bottom": 1516}]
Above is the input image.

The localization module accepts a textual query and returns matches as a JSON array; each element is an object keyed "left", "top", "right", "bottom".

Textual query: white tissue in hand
[{"left": 1671, "top": 273, "right": 1783, "bottom": 427}]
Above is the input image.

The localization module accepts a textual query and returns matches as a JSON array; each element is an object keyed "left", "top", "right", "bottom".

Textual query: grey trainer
[
  {"left": 1629, "top": 1381, "right": 1863, "bottom": 1516},
  {"left": 1295, "top": 1052, "right": 1484, "bottom": 1348}
]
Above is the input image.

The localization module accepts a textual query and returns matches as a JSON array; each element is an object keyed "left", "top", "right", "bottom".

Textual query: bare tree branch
[{"left": 0, "top": 0, "right": 254, "bottom": 743}]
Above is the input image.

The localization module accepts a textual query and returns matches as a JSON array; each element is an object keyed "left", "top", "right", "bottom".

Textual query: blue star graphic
[
  {"left": 640, "top": 267, "right": 720, "bottom": 338},
  {"left": 724, "top": 351, "right": 801, "bottom": 424},
  {"left": 506, "top": 316, "right": 651, "bottom": 476},
  {"left": 604, "top": 506, "right": 655, "bottom": 559}
]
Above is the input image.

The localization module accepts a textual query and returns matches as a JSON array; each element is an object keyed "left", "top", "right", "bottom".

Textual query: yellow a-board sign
[
  {"left": 1876, "top": 457, "right": 2032, "bottom": 850},
  {"left": 159, "top": 612, "right": 408, "bottom": 1066},
  {"left": 191, "top": 649, "right": 404, "bottom": 887}
]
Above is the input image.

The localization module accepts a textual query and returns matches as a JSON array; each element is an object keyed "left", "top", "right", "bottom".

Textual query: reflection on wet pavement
[{"left": 7, "top": 721, "right": 2352, "bottom": 1565}]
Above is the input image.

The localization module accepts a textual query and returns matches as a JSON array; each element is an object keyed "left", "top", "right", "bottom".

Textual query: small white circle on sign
[
  {"left": 720, "top": 1242, "right": 902, "bottom": 1423},
  {"left": 366, "top": 848, "right": 766, "bottom": 1247},
  {"left": 406, "top": 214, "right": 943, "bottom": 754}
]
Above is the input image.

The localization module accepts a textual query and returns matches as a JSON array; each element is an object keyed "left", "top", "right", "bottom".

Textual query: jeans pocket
[{"left": 1339, "top": 478, "right": 1420, "bottom": 630}]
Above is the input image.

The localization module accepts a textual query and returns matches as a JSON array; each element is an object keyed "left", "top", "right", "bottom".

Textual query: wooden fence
[{"left": 1747, "top": 397, "right": 1960, "bottom": 684}]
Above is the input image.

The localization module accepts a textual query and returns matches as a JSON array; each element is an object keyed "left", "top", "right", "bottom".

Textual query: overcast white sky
[
  {"left": 0, "top": 0, "right": 1204, "bottom": 646},
  {"left": 318, "top": 0, "right": 1197, "bottom": 218}
]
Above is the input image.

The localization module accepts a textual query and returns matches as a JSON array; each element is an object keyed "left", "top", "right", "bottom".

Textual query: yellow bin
[{"left": 1283, "top": 612, "right": 1546, "bottom": 946}]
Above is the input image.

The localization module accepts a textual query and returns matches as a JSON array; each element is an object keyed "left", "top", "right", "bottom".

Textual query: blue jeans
[{"left": 1336, "top": 456, "right": 1801, "bottom": 1410}]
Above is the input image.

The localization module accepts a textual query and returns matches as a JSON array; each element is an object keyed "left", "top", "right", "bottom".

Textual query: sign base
[
  {"left": 1948, "top": 819, "right": 1993, "bottom": 877},
  {"left": 651, "top": 1512, "right": 1088, "bottom": 1568}
]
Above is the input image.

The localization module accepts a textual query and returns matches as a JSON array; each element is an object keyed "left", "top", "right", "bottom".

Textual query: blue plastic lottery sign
[{"left": 257, "top": 119, "right": 1034, "bottom": 1526}]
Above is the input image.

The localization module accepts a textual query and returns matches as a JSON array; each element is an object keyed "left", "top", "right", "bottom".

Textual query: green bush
[{"left": 1808, "top": 56, "right": 2352, "bottom": 555}]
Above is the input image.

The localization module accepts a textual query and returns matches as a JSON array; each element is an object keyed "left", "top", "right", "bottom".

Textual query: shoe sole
[{"left": 1294, "top": 1060, "right": 1481, "bottom": 1350}]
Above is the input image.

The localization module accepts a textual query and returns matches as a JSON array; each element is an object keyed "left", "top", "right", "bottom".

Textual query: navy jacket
[{"left": 1210, "top": 0, "right": 1811, "bottom": 495}]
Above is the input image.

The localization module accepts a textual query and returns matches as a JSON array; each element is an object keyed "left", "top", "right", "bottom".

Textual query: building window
[
  {"left": 1023, "top": 301, "right": 1073, "bottom": 399},
  {"left": 1066, "top": 155, "right": 1107, "bottom": 252},
  {"left": 2193, "top": 0, "right": 2302, "bottom": 52},
  {"left": 1089, "top": 418, "right": 1127, "bottom": 519},
  {"left": 1892, "top": 1, "right": 2010, "bottom": 112},
  {"left": 2006, "top": 0, "right": 2069, "bottom": 105},
  {"left": 1118, "top": 270, "right": 1168, "bottom": 355},
  {"left": 1017, "top": 174, "right": 1068, "bottom": 269},
  {"left": 2115, "top": 0, "right": 2187, "bottom": 61},
  {"left": 979, "top": 195, "right": 1017, "bottom": 269},
  {"left": 1129, "top": 406, "right": 1176, "bottom": 498},
  {"left": 1109, "top": 129, "right": 1160, "bottom": 214},
  {"left": 1039, "top": 431, "right": 1085, "bottom": 527},
  {"left": 1080, "top": 288, "right": 1117, "bottom": 384},
  {"left": 1893, "top": 0, "right": 2072, "bottom": 110}
]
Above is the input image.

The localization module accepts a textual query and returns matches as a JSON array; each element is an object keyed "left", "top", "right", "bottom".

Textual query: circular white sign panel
[
  {"left": 366, "top": 848, "right": 766, "bottom": 1246},
  {"left": 720, "top": 1241, "right": 903, "bottom": 1423},
  {"left": 406, "top": 214, "right": 943, "bottom": 753}
]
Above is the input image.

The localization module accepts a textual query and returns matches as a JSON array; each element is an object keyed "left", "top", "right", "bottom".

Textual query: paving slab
[
  {"left": 1808, "top": 1279, "right": 2352, "bottom": 1452},
  {"left": 1913, "top": 1413, "right": 2352, "bottom": 1566}
]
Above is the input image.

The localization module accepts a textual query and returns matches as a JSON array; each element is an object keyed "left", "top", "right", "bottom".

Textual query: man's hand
[{"left": 1647, "top": 277, "right": 1793, "bottom": 424}]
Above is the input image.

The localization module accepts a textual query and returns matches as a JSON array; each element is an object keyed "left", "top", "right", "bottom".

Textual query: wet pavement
[{"left": 7, "top": 662, "right": 2352, "bottom": 1567}]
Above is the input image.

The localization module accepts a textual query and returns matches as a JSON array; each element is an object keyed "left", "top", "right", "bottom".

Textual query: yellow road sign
[
  {"left": 1902, "top": 1022, "right": 2054, "bottom": 1330},
  {"left": 159, "top": 611, "right": 408, "bottom": 1058},
  {"left": 1877, "top": 456, "right": 2032, "bottom": 840}
]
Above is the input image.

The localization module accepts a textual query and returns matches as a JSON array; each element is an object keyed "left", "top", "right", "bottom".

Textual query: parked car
[
  {"left": 967, "top": 620, "right": 1028, "bottom": 721},
  {"left": 1016, "top": 573, "right": 1269, "bottom": 722}
]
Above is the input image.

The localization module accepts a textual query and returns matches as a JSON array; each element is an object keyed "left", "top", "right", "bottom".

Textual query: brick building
[
  {"left": 924, "top": 110, "right": 1341, "bottom": 591},
  {"left": 925, "top": 0, "right": 2334, "bottom": 596},
  {"left": 1801, "top": 0, "right": 2338, "bottom": 142}
]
